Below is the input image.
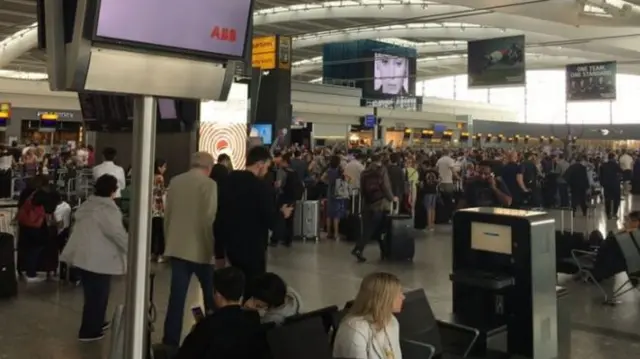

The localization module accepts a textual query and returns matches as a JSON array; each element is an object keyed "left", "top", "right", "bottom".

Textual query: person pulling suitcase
[{"left": 351, "top": 155, "right": 396, "bottom": 263}]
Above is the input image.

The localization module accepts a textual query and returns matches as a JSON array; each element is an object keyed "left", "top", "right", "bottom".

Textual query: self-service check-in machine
[{"left": 451, "top": 208, "right": 557, "bottom": 359}]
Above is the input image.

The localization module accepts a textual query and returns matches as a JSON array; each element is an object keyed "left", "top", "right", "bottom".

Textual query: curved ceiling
[
  {"left": 0, "top": 0, "right": 639, "bottom": 82},
  {"left": 253, "top": 0, "right": 640, "bottom": 81}
]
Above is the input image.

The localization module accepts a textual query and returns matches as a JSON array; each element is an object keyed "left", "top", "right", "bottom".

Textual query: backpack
[
  {"left": 361, "top": 168, "right": 385, "bottom": 203},
  {"left": 17, "top": 192, "right": 46, "bottom": 228}
]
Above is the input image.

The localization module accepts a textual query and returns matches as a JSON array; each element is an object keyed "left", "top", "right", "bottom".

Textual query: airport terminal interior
[{"left": 2, "top": 0, "right": 640, "bottom": 359}]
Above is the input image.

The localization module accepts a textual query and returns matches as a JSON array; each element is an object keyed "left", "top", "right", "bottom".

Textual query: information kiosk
[{"left": 451, "top": 208, "right": 557, "bottom": 359}]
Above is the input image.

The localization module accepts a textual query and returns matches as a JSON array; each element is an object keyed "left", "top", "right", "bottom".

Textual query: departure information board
[{"left": 94, "top": 0, "right": 253, "bottom": 59}]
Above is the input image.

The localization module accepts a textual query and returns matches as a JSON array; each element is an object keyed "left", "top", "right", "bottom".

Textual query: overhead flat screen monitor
[
  {"left": 251, "top": 124, "right": 273, "bottom": 145},
  {"left": 158, "top": 98, "right": 178, "bottom": 120},
  {"left": 374, "top": 53, "right": 409, "bottom": 96},
  {"left": 363, "top": 114, "right": 376, "bottom": 128},
  {"left": 470, "top": 222, "right": 512, "bottom": 255},
  {"left": 93, "top": 0, "right": 253, "bottom": 59},
  {"left": 40, "top": 112, "right": 59, "bottom": 129}
]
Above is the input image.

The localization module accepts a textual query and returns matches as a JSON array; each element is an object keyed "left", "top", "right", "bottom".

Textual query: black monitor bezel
[{"left": 89, "top": 0, "right": 255, "bottom": 61}]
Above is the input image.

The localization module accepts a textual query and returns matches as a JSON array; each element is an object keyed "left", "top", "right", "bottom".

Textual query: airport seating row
[{"left": 266, "top": 288, "right": 503, "bottom": 359}]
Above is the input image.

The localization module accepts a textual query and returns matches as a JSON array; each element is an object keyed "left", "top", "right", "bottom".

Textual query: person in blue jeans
[{"left": 161, "top": 152, "right": 218, "bottom": 350}]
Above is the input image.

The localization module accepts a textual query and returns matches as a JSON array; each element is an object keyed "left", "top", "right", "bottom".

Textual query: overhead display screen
[{"left": 94, "top": 0, "right": 253, "bottom": 59}]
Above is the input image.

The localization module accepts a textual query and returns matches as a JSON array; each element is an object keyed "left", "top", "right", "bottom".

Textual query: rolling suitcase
[
  {"left": 0, "top": 213, "right": 17, "bottom": 299},
  {"left": 413, "top": 193, "right": 427, "bottom": 230},
  {"left": 342, "top": 189, "right": 362, "bottom": 242},
  {"left": 293, "top": 191, "right": 320, "bottom": 242},
  {"left": 383, "top": 201, "right": 415, "bottom": 262}
]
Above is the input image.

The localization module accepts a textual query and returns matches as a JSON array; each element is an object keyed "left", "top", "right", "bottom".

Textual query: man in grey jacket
[{"left": 162, "top": 152, "right": 218, "bottom": 350}]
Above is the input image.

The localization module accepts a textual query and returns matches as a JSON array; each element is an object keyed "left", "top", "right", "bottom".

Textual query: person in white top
[
  {"left": 344, "top": 153, "right": 366, "bottom": 190},
  {"left": 435, "top": 150, "right": 456, "bottom": 193},
  {"left": 619, "top": 150, "right": 634, "bottom": 195},
  {"left": 333, "top": 272, "right": 405, "bottom": 359},
  {"left": 92, "top": 147, "right": 126, "bottom": 199}
]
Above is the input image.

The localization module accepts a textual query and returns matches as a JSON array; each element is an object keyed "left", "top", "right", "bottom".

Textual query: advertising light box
[{"left": 93, "top": 0, "right": 253, "bottom": 59}]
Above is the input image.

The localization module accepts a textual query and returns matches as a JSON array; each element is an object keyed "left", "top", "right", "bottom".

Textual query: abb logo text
[{"left": 210, "top": 27, "right": 237, "bottom": 42}]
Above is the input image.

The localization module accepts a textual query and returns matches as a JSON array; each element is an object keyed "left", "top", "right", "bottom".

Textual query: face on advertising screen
[{"left": 374, "top": 53, "right": 409, "bottom": 95}]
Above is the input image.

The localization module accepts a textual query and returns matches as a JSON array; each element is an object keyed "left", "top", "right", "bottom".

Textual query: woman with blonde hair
[{"left": 333, "top": 272, "right": 405, "bottom": 359}]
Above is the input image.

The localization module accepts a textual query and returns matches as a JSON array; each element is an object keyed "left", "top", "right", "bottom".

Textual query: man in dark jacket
[
  {"left": 271, "top": 152, "right": 303, "bottom": 247},
  {"left": 211, "top": 154, "right": 233, "bottom": 266},
  {"left": 175, "top": 267, "right": 264, "bottom": 359},
  {"left": 599, "top": 152, "right": 622, "bottom": 220},
  {"left": 216, "top": 147, "right": 293, "bottom": 292},
  {"left": 352, "top": 155, "right": 396, "bottom": 263},
  {"left": 386, "top": 153, "right": 407, "bottom": 213},
  {"left": 565, "top": 156, "right": 590, "bottom": 217}
]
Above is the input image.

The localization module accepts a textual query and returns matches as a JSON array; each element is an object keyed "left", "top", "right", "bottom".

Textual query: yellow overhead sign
[
  {"left": 252, "top": 52, "right": 276, "bottom": 70},
  {"left": 252, "top": 36, "right": 277, "bottom": 54}
]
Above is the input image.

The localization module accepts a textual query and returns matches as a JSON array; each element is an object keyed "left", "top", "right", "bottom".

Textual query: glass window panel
[
  {"left": 422, "top": 77, "right": 454, "bottom": 99},
  {"left": 525, "top": 70, "right": 566, "bottom": 124},
  {"left": 612, "top": 74, "right": 640, "bottom": 124},
  {"left": 567, "top": 101, "right": 611, "bottom": 124},
  {"left": 489, "top": 87, "right": 525, "bottom": 123},
  {"left": 454, "top": 75, "right": 488, "bottom": 103}
]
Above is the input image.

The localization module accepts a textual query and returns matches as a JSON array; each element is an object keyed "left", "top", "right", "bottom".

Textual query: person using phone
[
  {"left": 175, "top": 267, "right": 263, "bottom": 359},
  {"left": 459, "top": 160, "right": 512, "bottom": 208}
]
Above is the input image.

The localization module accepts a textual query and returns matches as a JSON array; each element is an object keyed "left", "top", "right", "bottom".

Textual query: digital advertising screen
[
  {"left": 39, "top": 112, "right": 59, "bottom": 129},
  {"left": 363, "top": 51, "right": 416, "bottom": 99},
  {"left": 467, "top": 35, "right": 525, "bottom": 88},
  {"left": 566, "top": 61, "right": 617, "bottom": 102},
  {"left": 250, "top": 124, "right": 273, "bottom": 145},
  {"left": 374, "top": 53, "right": 409, "bottom": 95},
  {"left": 199, "top": 82, "right": 248, "bottom": 170},
  {"left": 93, "top": 0, "right": 253, "bottom": 59}
]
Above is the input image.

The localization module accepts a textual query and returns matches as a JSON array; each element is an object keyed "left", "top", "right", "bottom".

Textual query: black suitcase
[
  {"left": 384, "top": 202, "right": 415, "bottom": 261},
  {"left": 343, "top": 191, "right": 362, "bottom": 242},
  {"left": 0, "top": 232, "right": 17, "bottom": 299}
]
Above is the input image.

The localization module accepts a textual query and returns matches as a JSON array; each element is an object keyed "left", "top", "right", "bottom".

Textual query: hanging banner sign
[{"left": 565, "top": 61, "right": 616, "bottom": 101}]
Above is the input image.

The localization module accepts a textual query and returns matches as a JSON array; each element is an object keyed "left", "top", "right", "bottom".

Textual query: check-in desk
[{"left": 451, "top": 208, "right": 558, "bottom": 359}]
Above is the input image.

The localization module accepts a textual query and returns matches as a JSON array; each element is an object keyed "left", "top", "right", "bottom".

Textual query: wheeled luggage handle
[{"left": 390, "top": 199, "right": 400, "bottom": 215}]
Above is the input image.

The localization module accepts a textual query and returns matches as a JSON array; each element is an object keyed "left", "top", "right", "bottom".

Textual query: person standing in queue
[
  {"left": 162, "top": 152, "right": 218, "bottom": 351},
  {"left": 459, "top": 161, "right": 512, "bottom": 208},
  {"left": 216, "top": 146, "right": 294, "bottom": 295},
  {"left": 352, "top": 154, "right": 396, "bottom": 263},
  {"left": 210, "top": 153, "right": 233, "bottom": 268},
  {"left": 599, "top": 152, "right": 623, "bottom": 220},
  {"left": 92, "top": 147, "right": 126, "bottom": 207},
  {"left": 271, "top": 152, "right": 304, "bottom": 247}
]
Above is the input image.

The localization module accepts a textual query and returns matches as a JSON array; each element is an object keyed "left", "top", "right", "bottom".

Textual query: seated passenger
[
  {"left": 623, "top": 211, "right": 640, "bottom": 233},
  {"left": 333, "top": 272, "right": 405, "bottom": 359},
  {"left": 175, "top": 267, "right": 263, "bottom": 359},
  {"left": 244, "top": 272, "right": 303, "bottom": 324}
]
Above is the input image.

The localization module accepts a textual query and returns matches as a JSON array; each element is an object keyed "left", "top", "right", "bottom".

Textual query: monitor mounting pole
[{"left": 123, "top": 96, "right": 157, "bottom": 359}]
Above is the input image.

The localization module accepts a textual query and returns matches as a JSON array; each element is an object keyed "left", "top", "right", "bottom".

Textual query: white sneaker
[{"left": 25, "top": 276, "right": 45, "bottom": 284}]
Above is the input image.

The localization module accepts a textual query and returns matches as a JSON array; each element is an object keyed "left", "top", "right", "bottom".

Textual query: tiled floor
[{"left": 1, "top": 197, "right": 640, "bottom": 359}]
